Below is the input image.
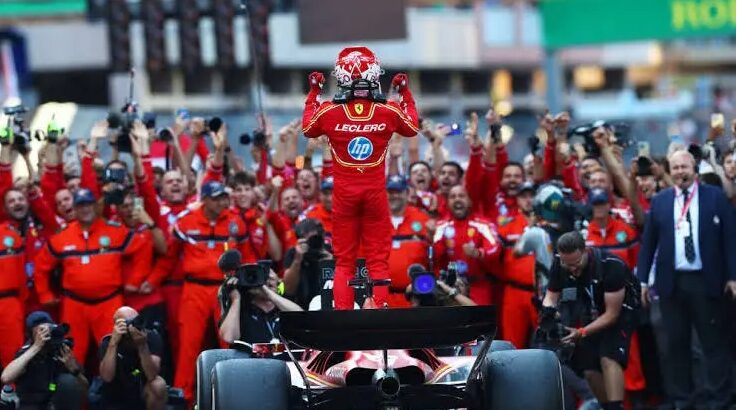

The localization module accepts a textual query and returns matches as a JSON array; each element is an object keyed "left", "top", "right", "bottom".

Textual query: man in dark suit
[{"left": 637, "top": 149, "right": 735, "bottom": 409}]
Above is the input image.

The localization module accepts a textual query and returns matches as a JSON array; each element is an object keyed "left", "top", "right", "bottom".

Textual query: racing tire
[
  {"left": 484, "top": 349, "right": 564, "bottom": 410},
  {"left": 196, "top": 349, "right": 251, "bottom": 410},
  {"left": 212, "top": 358, "right": 290, "bottom": 410},
  {"left": 490, "top": 340, "right": 515, "bottom": 352}
]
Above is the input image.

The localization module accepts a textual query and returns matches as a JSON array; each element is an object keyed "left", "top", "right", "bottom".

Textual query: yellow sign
[{"left": 354, "top": 103, "right": 364, "bottom": 115}]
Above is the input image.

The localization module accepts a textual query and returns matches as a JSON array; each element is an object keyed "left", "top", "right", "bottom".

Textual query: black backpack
[{"left": 591, "top": 247, "right": 642, "bottom": 312}]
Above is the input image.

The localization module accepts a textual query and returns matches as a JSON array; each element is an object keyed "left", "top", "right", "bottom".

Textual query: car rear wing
[{"left": 279, "top": 306, "right": 496, "bottom": 351}]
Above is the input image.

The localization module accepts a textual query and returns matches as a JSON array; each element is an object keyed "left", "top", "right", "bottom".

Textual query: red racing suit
[
  {"left": 303, "top": 96, "right": 419, "bottom": 309},
  {"left": 0, "top": 222, "right": 29, "bottom": 368}
]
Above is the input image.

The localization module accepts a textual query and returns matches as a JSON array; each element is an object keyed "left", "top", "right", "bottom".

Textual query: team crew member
[
  {"left": 228, "top": 171, "right": 270, "bottom": 259},
  {"left": 0, "top": 192, "right": 29, "bottom": 367},
  {"left": 496, "top": 181, "right": 538, "bottom": 348},
  {"left": 163, "top": 181, "right": 256, "bottom": 402},
  {"left": 33, "top": 189, "right": 149, "bottom": 366},
  {"left": 584, "top": 189, "right": 639, "bottom": 269},
  {"left": 385, "top": 175, "right": 431, "bottom": 307},
  {"left": 302, "top": 46, "right": 419, "bottom": 309},
  {"left": 432, "top": 185, "right": 501, "bottom": 305},
  {"left": 302, "top": 177, "right": 333, "bottom": 241},
  {"left": 147, "top": 169, "right": 191, "bottom": 361}
]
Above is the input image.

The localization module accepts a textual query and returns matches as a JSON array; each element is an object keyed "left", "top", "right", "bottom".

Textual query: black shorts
[{"left": 570, "top": 315, "right": 634, "bottom": 375}]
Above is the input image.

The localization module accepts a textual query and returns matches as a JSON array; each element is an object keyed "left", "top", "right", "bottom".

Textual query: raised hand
[
  {"left": 308, "top": 72, "right": 325, "bottom": 91},
  {"left": 392, "top": 73, "right": 409, "bottom": 92}
]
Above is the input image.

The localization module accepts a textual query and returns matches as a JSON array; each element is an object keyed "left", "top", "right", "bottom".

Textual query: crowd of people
[{"left": 0, "top": 93, "right": 734, "bottom": 409}]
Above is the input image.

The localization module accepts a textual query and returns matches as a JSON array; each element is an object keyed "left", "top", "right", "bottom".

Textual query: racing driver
[{"left": 302, "top": 46, "right": 419, "bottom": 309}]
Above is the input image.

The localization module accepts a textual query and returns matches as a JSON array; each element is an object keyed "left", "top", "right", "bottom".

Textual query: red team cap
[{"left": 333, "top": 46, "right": 383, "bottom": 87}]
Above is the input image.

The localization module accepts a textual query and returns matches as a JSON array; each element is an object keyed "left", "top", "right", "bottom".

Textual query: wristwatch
[{"left": 447, "top": 288, "right": 459, "bottom": 298}]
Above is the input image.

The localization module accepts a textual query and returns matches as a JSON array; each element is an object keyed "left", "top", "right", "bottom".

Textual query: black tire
[
  {"left": 484, "top": 349, "right": 564, "bottom": 410},
  {"left": 212, "top": 358, "right": 290, "bottom": 410},
  {"left": 196, "top": 349, "right": 251, "bottom": 410},
  {"left": 490, "top": 340, "right": 515, "bottom": 352}
]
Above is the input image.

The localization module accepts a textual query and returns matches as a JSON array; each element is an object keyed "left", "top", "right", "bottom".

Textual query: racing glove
[{"left": 305, "top": 71, "right": 325, "bottom": 110}]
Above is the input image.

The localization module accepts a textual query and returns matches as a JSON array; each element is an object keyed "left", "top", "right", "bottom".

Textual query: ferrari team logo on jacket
[{"left": 354, "top": 102, "right": 364, "bottom": 115}]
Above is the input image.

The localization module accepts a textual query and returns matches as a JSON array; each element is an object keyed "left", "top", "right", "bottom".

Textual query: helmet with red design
[{"left": 333, "top": 46, "right": 383, "bottom": 88}]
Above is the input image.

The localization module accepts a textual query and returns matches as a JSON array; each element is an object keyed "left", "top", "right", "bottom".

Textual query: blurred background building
[{"left": 0, "top": 0, "right": 734, "bottom": 163}]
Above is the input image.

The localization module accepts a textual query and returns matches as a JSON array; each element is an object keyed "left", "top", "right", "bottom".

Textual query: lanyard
[{"left": 675, "top": 184, "right": 697, "bottom": 227}]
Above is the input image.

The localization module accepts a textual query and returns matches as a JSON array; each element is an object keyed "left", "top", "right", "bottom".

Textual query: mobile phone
[
  {"left": 439, "top": 123, "right": 462, "bottom": 136},
  {"left": 637, "top": 141, "right": 650, "bottom": 157},
  {"left": 133, "top": 197, "right": 144, "bottom": 212},
  {"left": 711, "top": 113, "right": 725, "bottom": 129},
  {"left": 175, "top": 108, "right": 190, "bottom": 120}
]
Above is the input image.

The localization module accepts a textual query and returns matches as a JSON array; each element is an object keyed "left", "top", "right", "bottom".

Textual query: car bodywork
[{"left": 274, "top": 306, "right": 496, "bottom": 410}]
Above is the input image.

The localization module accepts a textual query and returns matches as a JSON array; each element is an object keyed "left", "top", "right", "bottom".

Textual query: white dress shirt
[{"left": 673, "top": 181, "right": 702, "bottom": 270}]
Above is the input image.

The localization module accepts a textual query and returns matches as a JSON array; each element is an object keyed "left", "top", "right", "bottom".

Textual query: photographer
[
  {"left": 219, "top": 268, "right": 302, "bottom": 345},
  {"left": 541, "top": 231, "right": 638, "bottom": 410},
  {"left": 282, "top": 218, "right": 333, "bottom": 310},
  {"left": 98, "top": 306, "right": 167, "bottom": 410},
  {"left": 1, "top": 312, "right": 87, "bottom": 410}
]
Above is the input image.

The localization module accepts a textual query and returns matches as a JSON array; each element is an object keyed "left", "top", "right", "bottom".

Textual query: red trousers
[
  {"left": 173, "top": 282, "right": 225, "bottom": 402},
  {"left": 61, "top": 295, "right": 123, "bottom": 367},
  {"left": 499, "top": 286, "right": 538, "bottom": 348},
  {"left": 0, "top": 297, "right": 24, "bottom": 368},
  {"left": 332, "top": 184, "right": 391, "bottom": 310}
]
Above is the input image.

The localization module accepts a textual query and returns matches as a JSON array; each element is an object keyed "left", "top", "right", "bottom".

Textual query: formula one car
[{"left": 196, "top": 305, "right": 564, "bottom": 410}]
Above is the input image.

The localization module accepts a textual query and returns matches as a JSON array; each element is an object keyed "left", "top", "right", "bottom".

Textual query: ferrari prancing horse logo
[{"left": 354, "top": 103, "right": 364, "bottom": 115}]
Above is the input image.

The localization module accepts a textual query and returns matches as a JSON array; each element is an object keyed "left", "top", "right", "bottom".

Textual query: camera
[
  {"left": 239, "top": 129, "right": 267, "bottom": 148},
  {"left": 0, "top": 105, "right": 31, "bottom": 155},
  {"left": 307, "top": 233, "right": 325, "bottom": 253},
  {"left": 47, "top": 323, "right": 73, "bottom": 351},
  {"left": 636, "top": 156, "right": 653, "bottom": 177},
  {"left": 233, "top": 260, "right": 272, "bottom": 289},
  {"left": 124, "top": 315, "right": 146, "bottom": 331},
  {"left": 158, "top": 128, "right": 174, "bottom": 142},
  {"left": 568, "top": 120, "right": 632, "bottom": 157},
  {"left": 206, "top": 117, "right": 223, "bottom": 133}
]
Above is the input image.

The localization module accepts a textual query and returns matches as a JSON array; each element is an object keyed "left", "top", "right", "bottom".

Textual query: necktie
[{"left": 682, "top": 189, "right": 695, "bottom": 263}]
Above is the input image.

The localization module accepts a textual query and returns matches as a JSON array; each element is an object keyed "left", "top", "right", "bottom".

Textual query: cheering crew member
[
  {"left": 385, "top": 175, "right": 431, "bottom": 308},
  {"left": 302, "top": 46, "right": 419, "bottom": 309},
  {"left": 496, "top": 181, "right": 539, "bottom": 348},
  {"left": 33, "top": 189, "right": 149, "bottom": 366},
  {"left": 162, "top": 181, "right": 256, "bottom": 402},
  {"left": 0, "top": 191, "right": 30, "bottom": 367},
  {"left": 302, "top": 177, "right": 334, "bottom": 241},
  {"left": 432, "top": 185, "right": 501, "bottom": 305}
]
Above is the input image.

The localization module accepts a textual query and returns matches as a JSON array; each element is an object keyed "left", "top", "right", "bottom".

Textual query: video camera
[
  {"left": 407, "top": 262, "right": 460, "bottom": 307},
  {"left": 107, "top": 70, "right": 156, "bottom": 153},
  {"left": 0, "top": 105, "right": 31, "bottom": 155},
  {"left": 233, "top": 260, "right": 272, "bottom": 289},
  {"left": 568, "top": 120, "right": 633, "bottom": 157},
  {"left": 532, "top": 306, "right": 574, "bottom": 362}
]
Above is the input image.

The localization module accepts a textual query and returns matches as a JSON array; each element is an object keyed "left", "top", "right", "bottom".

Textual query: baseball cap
[
  {"left": 587, "top": 188, "right": 610, "bottom": 205},
  {"left": 518, "top": 181, "right": 536, "bottom": 195},
  {"left": 73, "top": 188, "right": 96, "bottom": 206},
  {"left": 320, "top": 177, "right": 334, "bottom": 191},
  {"left": 200, "top": 181, "right": 228, "bottom": 199},
  {"left": 25, "top": 311, "right": 53, "bottom": 330},
  {"left": 533, "top": 184, "right": 565, "bottom": 222},
  {"left": 386, "top": 174, "right": 408, "bottom": 191}
]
